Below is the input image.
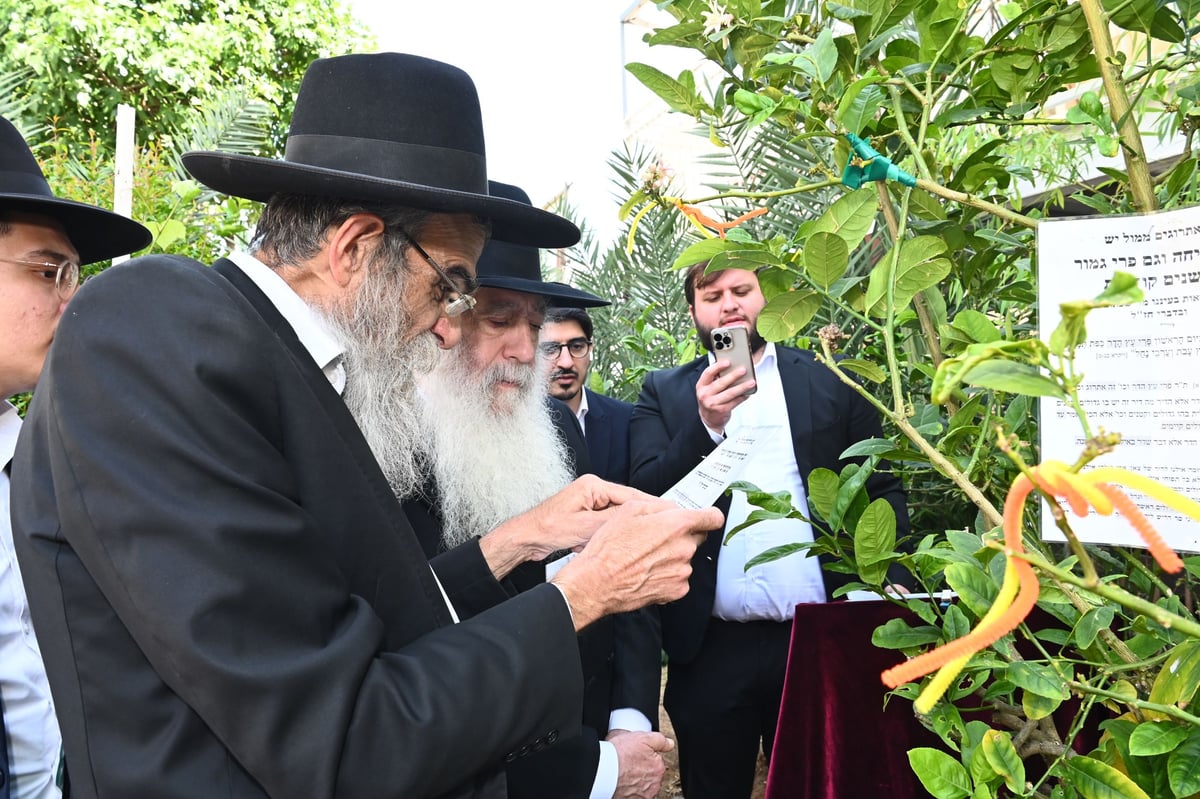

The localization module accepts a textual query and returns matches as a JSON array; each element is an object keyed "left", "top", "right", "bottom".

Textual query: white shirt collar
[
  {"left": 226, "top": 251, "right": 346, "bottom": 393},
  {"left": 1, "top": 401, "right": 20, "bottom": 466}
]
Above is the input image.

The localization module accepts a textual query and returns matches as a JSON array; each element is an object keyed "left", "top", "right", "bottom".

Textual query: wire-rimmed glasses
[
  {"left": 0, "top": 256, "right": 81, "bottom": 299},
  {"left": 538, "top": 338, "right": 593, "bottom": 360},
  {"left": 396, "top": 230, "right": 478, "bottom": 317}
]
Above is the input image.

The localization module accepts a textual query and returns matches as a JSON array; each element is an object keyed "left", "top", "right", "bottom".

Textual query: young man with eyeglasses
[
  {"left": 543, "top": 307, "right": 636, "bottom": 486},
  {"left": 0, "top": 115, "right": 151, "bottom": 799},
  {"left": 11, "top": 56, "right": 719, "bottom": 799}
]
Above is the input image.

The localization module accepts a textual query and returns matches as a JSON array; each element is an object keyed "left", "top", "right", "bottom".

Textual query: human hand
[
  {"left": 481, "top": 476, "right": 672, "bottom": 576},
  {"left": 607, "top": 730, "right": 673, "bottom": 799},
  {"left": 695, "top": 360, "right": 756, "bottom": 435},
  {"left": 552, "top": 501, "right": 723, "bottom": 630}
]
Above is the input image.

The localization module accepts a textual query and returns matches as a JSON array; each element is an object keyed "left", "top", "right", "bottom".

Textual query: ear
[{"left": 326, "top": 213, "right": 387, "bottom": 288}]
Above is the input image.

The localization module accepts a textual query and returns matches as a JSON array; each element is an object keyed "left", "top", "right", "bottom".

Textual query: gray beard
[
  {"left": 317, "top": 267, "right": 438, "bottom": 500},
  {"left": 418, "top": 349, "right": 573, "bottom": 551}
]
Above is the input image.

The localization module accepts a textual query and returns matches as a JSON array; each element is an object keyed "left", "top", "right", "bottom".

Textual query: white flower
[{"left": 702, "top": 0, "right": 735, "bottom": 38}]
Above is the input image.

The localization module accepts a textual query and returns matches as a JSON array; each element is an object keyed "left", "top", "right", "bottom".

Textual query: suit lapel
[
  {"left": 583, "top": 390, "right": 610, "bottom": 478},
  {"left": 777, "top": 347, "right": 815, "bottom": 478},
  {"left": 211, "top": 259, "right": 454, "bottom": 625}
]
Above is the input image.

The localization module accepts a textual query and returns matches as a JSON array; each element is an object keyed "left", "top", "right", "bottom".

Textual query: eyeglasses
[
  {"left": 538, "top": 338, "right": 592, "bottom": 360},
  {"left": 396, "top": 229, "right": 478, "bottom": 317},
  {"left": 0, "top": 256, "right": 81, "bottom": 299}
]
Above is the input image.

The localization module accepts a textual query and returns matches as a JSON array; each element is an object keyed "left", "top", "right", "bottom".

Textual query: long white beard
[
  {"left": 317, "top": 266, "right": 438, "bottom": 499},
  {"left": 418, "top": 349, "right": 573, "bottom": 551}
]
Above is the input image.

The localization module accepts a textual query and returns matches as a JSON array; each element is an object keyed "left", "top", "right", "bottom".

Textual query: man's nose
[
  {"left": 553, "top": 344, "right": 574, "bottom": 369},
  {"left": 431, "top": 313, "right": 460, "bottom": 350}
]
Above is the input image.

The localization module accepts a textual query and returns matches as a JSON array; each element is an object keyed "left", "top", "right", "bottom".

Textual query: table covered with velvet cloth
[{"left": 764, "top": 600, "right": 940, "bottom": 799}]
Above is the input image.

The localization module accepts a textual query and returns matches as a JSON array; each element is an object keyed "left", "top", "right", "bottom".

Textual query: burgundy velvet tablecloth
[{"left": 765, "top": 601, "right": 939, "bottom": 799}]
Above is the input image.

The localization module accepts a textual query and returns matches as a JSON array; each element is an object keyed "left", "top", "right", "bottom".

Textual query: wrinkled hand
[
  {"left": 608, "top": 730, "right": 673, "bottom": 799},
  {"left": 481, "top": 476, "right": 671, "bottom": 578},
  {"left": 552, "top": 501, "right": 723, "bottom": 630},
  {"left": 696, "top": 360, "right": 755, "bottom": 435}
]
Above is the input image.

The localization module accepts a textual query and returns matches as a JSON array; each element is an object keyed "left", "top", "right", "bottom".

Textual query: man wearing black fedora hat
[
  {"left": 0, "top": 114, "right": 151, "bottom": 799},
  {"left": 10, "top": 53, "right": 718, "bottom": 799},
  {"left": 408, "top": 183, "right": 666, "bottom": 799}
]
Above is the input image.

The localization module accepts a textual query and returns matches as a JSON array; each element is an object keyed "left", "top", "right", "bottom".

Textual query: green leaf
[
  {"left": 1007, "top": 661, "right": 1068, "bottom": 700},
  {"left": 745, "top": 542, "right": 811, "bottom": 569},
  {"left": 944, "top": 562, "right": 999, "bottom": 618},
  {"left": 1109, "top": 680, "right": 1138, "bottom": 703},
  {"left": 673, "top": 237, "right": 739, "bottom": 270},
  {"left": 855, "top": 498, "right": 897, "bottom": 584},
  {"left": 1128, "top": 721, "right": 1190, "bottom": 756},
  {"left": 624, "top": 63, "right": 707, "bottom": 116},
  {"left": 1073, "top": 605, "right": 1114, "bottom": 649},
  {"left": 838, "top": 359, "right": 887, "bottom": 383},
  {"left": 950, "top": 310, "right": 1002, "bottom": 344},
  {"left": 961, "top": 360, "right": 1062, "bottom": 398},
  {"left": 808, "top": 188, "right": 878, "bottom": 252},
  {"left": 1022, "top": 689, "right": 1062, "bottom": 720},
  {"left": 807, "top": 468, "right": 840, "bottom": 521},
  {"left": 1049, "top": 270, "right": 1144, "bottom": 355},
  {"left": 981, "top": 730, "right": 1026, "bottom": 795},
  {"left": 757, "top": 291, "right": 821, "bottom": 341},
  {"left": 838, "top": 81, "right": 886, "bottom": 135},
  {"left": 864, "top": 236, "right": 952, "bottom": 318},
  {"left": 1168, "top": 728, "right": 1200, "bottom": 796},
  {"left": 804, "top": 231, "right": 850, "bottom": 290},
  {"left": 840, "top": 438, "right": 896, "bottom": 458},
  {"left": 829, "top": 458, "right": 877, "bottom": 531},
  {"left": 908, "top": 747, "right": 972, "bottom": 799},
  {"left": 1062, "top": 755, "right": 1151, "bottom": 799},
  {"left": 795, "top": 28, "right": 838, "bottom": 85},
  {"left": 942, "top": 603, "right": 971, "bottom": 642},
  {"left": 872, "top": 617, "right": 943, "bottom": 649},
  {"left": 1149, "top": 640, "right": 1200, "bottom": 706}
]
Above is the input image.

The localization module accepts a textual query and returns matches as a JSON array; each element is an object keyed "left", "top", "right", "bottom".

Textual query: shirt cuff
[
  {"left": 590, "top": 740, "right": 619, "bottom": 799},
  {"left": 703, "top": 421, "right": 725, "bottom": 444},
  {"left": 548, "top": 581, "right": 575, "bottom": 627},
  {"left": 608, "top": 708, "right": 653, "bottom": 733}
]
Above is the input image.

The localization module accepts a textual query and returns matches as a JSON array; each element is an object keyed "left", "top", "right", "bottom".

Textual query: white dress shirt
[
  {"left": 573, "top": 387, "right": 591, "bottom": 435},
  {"left": 2, "top": 402, "right": 63, "bottom": 799},
  {"left": 705, "top": 344, "right": 827, "bottom": 621}
]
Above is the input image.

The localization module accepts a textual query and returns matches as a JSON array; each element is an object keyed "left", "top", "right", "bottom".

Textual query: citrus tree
[{"left": 621, "top": 0, "right": 1200, "bottom": 795}]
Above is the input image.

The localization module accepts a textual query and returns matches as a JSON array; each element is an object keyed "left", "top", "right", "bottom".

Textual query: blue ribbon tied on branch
[{"left": 841, "top": 133, "right": 917, "bottom": 189}]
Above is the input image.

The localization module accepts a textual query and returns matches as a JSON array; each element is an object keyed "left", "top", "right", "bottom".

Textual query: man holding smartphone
[{"left": 629, "top": 261, "right": 910, "bottom": 799}]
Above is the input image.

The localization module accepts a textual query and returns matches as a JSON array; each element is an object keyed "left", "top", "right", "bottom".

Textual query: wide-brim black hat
[
  {"left": 475, "top": 181, "right": 607, "bottom": 308},
  {"left": 0, "top": 116, "right": 152, "bottom": 265},
  {"left": 182, "top": 53, "right": 580, "bottom": 249}
]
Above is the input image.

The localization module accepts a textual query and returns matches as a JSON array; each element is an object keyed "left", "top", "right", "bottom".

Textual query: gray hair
[{"left": 250, "top": 194, "right": 486, "bottom": 271}]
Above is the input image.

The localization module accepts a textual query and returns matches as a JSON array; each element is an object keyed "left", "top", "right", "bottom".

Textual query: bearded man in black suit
[
  {"left": 629, "top": 261, "right": 910, "bottom": 799},
  {"left": 406, "top": 184, "right": 666, "bottom": 799},
  {"left": 11, "top": 54, "right": 719, "bottom": 799}
]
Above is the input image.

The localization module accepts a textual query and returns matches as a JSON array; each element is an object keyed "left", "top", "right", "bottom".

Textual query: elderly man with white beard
[
  {"left": 406, "top": 184, "right": 667, "bottom": 799},
  {"left": 11, "top": 55, "right": 718, "bottom": 799}
]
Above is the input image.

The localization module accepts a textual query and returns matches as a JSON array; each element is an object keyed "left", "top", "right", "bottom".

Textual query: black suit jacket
[
  {"left": 629, "top": 347, "right": 910, "bottom": 665},
  {"left": 582, "top": 389, "right": 634, "bottom": 486},
  {"left": 12, "top": 255, "right": 583, "bottom": 799},
  {"left": 404, "top": 399, "right": 661, "bottom": 799}
]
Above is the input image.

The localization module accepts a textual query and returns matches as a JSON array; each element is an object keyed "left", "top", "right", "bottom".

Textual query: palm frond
[{"left": 163, "top": 87, "right": 274, "bottom": 181}]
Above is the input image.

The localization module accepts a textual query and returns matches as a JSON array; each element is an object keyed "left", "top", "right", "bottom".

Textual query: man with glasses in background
[
  {"left": 0, "top": 115, "right": 151, "bottom": 799},
  {"left": 543, "top": 307, "right": 636, "bottom": 486}
]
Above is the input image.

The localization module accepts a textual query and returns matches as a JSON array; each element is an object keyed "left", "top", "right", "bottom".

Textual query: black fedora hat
[
  {"left": 475, "top": 182, "right": 607, "bottom": 308},
  {"left": 0, "top": 116, "right": 152, "bottom": 265},
  {"left": 182, "top": 53, "right": 580, "bottom": 249}
]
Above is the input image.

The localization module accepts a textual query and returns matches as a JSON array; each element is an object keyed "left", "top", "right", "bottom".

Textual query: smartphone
[{"left": 711, "top": 325, "right": 757, "bottom": 395}]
